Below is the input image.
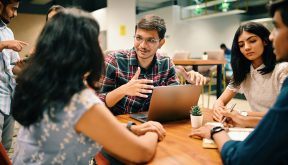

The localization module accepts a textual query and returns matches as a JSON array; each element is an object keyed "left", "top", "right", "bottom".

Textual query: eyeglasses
[{"left": 134, "top": 36, "right": 160, "bottom": 45}]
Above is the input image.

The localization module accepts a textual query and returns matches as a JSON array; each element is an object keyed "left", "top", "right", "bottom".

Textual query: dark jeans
[{"left": 0, "top": 111, "right": 15, "bottom": 151}]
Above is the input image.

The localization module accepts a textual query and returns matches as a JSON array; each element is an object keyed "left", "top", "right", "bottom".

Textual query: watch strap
[
  {"left": 126, "top": 121, "right": 136, "bottom": 131},
  {"left": 210, "top": 126, "right": 224, "bottom": 140}
]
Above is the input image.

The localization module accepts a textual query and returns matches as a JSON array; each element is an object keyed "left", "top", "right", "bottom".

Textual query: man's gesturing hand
[{"left": 122, "top": 67, "right": 154, "bottom": 98}]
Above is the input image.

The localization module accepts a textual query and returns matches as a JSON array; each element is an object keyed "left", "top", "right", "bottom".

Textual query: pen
[{"left": 221, "top": 103, "right": 236, "bottom": 124}]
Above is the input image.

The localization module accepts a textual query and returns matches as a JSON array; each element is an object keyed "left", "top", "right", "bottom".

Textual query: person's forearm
[
  {"left": 109, "top": 132, "right": 158, "bottom": 163},
  {"left": 105, "top": 132, "right": 158, "bottom": 164},
  {"left": 0, "top": 42, "right": 6, "bottom": 52},
  {"left": 139, "top": 132, "right": 158, "bottom": 147},
  {"left": 122, "top": 123, "right": 137, "bottom": 135},
  {"left": 214, "top": 100, "right": 225, "bottom": 107},
  {"left": 105, "top": 85, "right": 126, "bottom": 107},
  {"left": 215, "top": 88, "right": 236, "bottom": 107},
  {"left": 242, "top": 116, "right": 262, "bottom": 128},
  {"left": 248, "top": 111, "right": 266, "bottom": 117},
  {"left": 213, "top": 131, "right": 231, "bottom": 151},
  {"left": 135, "top": 132, "right": 158, "bottom": 162}
]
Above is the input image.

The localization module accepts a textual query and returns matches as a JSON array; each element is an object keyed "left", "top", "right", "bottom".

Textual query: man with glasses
[{"left": 99, "top": 15, "right": 206, "bottom": 115}]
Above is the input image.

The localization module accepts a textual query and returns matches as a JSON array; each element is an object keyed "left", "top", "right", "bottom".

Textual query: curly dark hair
[
  {"left": 231, "top": 22, "right": 276, "bottom": 86},
  {"left": 12, "top": 8, "right": 105, "bottom": 126}
]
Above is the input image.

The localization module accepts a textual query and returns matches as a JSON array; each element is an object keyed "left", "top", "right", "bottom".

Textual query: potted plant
[{"left": 190, "top": 105, "right": 203, "bottom": 128}]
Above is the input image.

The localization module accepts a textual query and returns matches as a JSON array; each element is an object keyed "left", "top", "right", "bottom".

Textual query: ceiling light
[
  {"left": 184, "top": 0, "right": 237, "bottom": 10},
  {"left": 181, "top": 9, "right": 245, "bottom": 21},
  {"left": 193, "top": 5, "right": 204, "bottom": 15},
  {"left": 220, "top": 2, "right": 230, "bottom": 12}
]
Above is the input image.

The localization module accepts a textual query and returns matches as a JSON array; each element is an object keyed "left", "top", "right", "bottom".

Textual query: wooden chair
[
  {"left": 173, "top": 50, "right": 192, "bottom": 71},
  {"left": 207, "top": 64, "right": 227, "bottom": 108},
  {"left": 202, "top": 50, "right": 226, "bottom": 108}
]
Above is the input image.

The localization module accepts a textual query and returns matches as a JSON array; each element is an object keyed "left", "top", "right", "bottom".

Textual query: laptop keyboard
[{"left": 130, "top": 113, "right": 148, "bottom": 123}]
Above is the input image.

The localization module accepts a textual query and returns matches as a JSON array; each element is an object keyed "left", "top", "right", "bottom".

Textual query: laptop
[{"left": 130, "top": 85, "right": 202, "bottom": 123}]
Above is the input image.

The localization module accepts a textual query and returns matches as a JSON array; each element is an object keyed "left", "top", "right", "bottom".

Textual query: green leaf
[{"left": 191, "top": 105, "right": 202, "bottom": 116}]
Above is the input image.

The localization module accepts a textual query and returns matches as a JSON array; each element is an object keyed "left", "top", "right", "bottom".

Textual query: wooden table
[
  {"left": 173, "top": 59, "right": 227, "bottom": 98},
  {"left": 117, "top": 109, "right": 222, "bottom": 165}
]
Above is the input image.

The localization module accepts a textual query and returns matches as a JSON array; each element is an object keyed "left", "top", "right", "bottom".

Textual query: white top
[{"left": 227, "top": 62, "right": 288, "bottom": 112}]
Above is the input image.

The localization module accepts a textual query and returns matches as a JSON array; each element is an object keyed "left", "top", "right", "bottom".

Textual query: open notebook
[{"left": 202, "top": 122, "right": 254, "bottom": 148}]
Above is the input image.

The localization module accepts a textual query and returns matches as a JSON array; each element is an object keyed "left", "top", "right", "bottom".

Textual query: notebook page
[{"left": 202, "top": 122, "right": 254, "bottom": 148}]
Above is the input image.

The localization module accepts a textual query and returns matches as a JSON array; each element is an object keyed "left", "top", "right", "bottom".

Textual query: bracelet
[
  {"left": 239, "top": 111, "right": 248, "bottom": 116},
  {"left": 126, "top": 121, "right": 136, "bottom": 131}
]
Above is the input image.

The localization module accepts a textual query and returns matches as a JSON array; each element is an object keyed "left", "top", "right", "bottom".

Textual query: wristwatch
[
  {"left": 126, "top": 121, "right": 136, "bottom": 131},
  {"left": 210, "top": 126, "right": 225, "bottom": 140},
  {"left": 239, "top": 111, "right": 248, "bottom": 116}
]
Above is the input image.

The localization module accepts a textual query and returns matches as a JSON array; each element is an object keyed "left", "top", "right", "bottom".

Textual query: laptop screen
[{"left": 130, "top": 85, "right": 202, "bottom": 123}]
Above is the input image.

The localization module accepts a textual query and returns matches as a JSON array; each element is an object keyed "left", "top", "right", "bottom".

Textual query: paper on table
[
  {"left": 202, "top": 122, "right": 254, "bottom": 148},
  {"left": 228, "top": 128, "right": 254, "bottom": 141}
]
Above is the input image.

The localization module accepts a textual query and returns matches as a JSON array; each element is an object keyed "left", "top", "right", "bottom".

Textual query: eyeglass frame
[{"left": 134, "top": 35, "right": 162, "bottom": 45}]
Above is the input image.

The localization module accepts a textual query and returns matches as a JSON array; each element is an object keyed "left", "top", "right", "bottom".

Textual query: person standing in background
[
  {"left": 25, "top": 5, "right": 64, "bottom": 58},
  {"left": 0, "top": 0, "right": 28, "bottom": 151},
  {"left": 220, "top": 43, "right": 233, "bottom": 76}
]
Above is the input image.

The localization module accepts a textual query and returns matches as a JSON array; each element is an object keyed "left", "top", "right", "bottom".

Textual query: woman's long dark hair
[
  {"left": 231, "top": 22, "right": 275, "bottom": 86},
  {"left": 46, "top": 5, "right": 64, "bottom": 21},
  {"left": 12, "top": 8, "right": 105, "bottom": 127}
]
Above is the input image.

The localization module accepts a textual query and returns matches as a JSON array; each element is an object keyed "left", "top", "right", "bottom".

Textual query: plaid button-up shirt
[{"left": 98, "top": 48, "right": 179, "bottom": 115}]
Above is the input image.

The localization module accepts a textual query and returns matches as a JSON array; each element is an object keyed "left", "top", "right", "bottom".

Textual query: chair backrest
[
  {"left": 173, "top": 51, "right": 192, "bottom": 84},
  {"left": 173, "top": 51, "right": 191, "bottom": 59},
  {"left": 206, "top": 50, "right": 225, "bottom": 60},
  {"left": 0, "top": 143, "right": 12, "bottom": 165}
]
